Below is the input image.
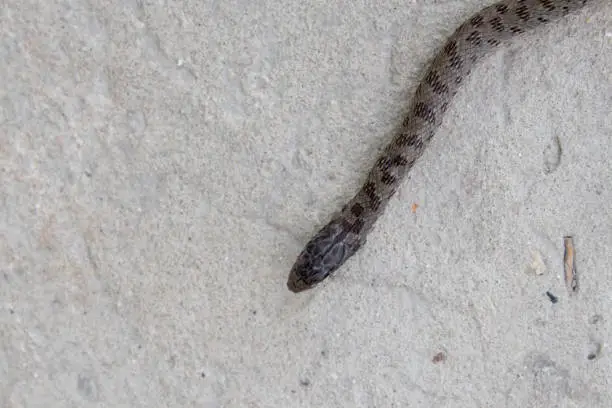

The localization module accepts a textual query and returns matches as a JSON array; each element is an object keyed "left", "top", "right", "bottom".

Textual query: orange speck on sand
[
  {"left": 432, "top": 352, "right": 446, "bottom": 363},
  {"left": 411, "top": 203, "right": 419, "bottom": 213}
]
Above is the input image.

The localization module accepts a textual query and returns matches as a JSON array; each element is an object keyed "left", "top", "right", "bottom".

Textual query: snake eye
[{"left": 306, "top": 267, "right": 330, "bottom": 285}]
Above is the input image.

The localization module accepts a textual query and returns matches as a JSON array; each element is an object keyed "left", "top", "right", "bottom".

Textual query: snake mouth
[{"left": 286, "top": 274, "right": 312, "bottom": 293}]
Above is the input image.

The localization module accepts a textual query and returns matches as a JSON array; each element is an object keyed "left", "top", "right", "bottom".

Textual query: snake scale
[{"left": 287, "top": 0, "right": 594, "bottom": 292}]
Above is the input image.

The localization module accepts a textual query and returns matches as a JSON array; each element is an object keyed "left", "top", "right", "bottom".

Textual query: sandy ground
[{"left": 1, "top": 0, "right": 611, "bottom": 406}]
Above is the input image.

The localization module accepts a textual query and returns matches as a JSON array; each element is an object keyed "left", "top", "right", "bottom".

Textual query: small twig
[{"left": 564, "top": 236, "right": 578, "bottom": 295}]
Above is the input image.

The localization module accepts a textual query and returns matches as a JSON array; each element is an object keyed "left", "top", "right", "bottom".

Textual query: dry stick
[{"left": 564, "top": 236, "right": 578, "bottom": 295}]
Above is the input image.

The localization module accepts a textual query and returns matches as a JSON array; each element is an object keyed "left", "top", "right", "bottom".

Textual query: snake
[{"left": 287, "top": 0, "right": 594, "bottom": 292}]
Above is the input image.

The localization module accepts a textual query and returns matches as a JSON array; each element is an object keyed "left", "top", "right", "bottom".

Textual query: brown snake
[{"left": 287, "top": 0, "right": 596, "bottom": 292}]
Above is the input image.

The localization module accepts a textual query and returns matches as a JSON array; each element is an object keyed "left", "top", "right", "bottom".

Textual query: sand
[{"left": 1, "top": 0, "right": 611, "bottom": 406}]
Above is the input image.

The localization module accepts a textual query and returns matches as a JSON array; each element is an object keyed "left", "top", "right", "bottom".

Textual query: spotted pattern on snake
[{"left": 287, "top": 0, "right": 594, "bottom": 293}]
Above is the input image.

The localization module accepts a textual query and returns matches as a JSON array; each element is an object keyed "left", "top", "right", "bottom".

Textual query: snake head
[{"left": 287, "top": 218, "right": 364, "bottom": 293}]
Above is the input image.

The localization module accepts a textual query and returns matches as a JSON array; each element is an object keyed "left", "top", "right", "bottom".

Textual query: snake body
[{"left": 287, "top": 0, "right": 592, "bottom": 292}]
